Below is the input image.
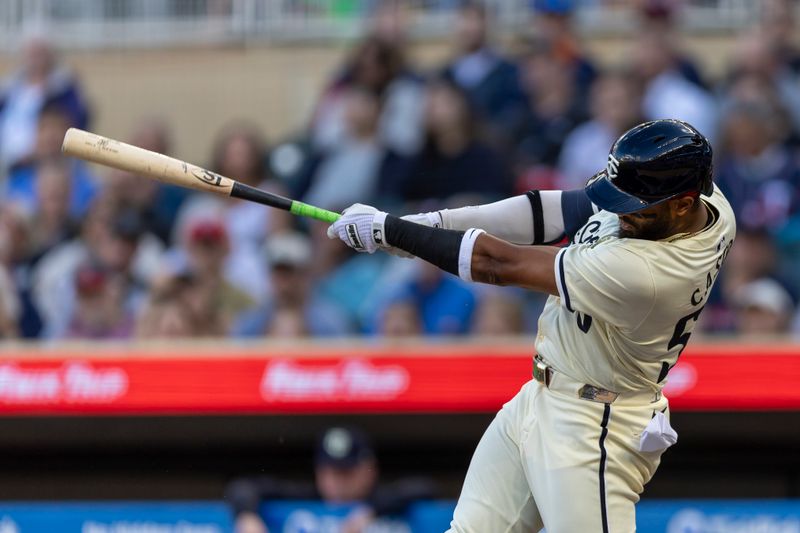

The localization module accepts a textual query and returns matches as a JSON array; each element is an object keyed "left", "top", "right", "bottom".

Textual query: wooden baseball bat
[{"left": 61, "top": 127, "right": 341, "bottom": 223}]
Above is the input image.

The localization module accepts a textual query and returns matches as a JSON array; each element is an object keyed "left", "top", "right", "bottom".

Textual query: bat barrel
[
  {"left": 62, "top": 127, "right": 160, "bottom": 176},
  {"left": 61, "top": 127, "right": 235, "bottom": 196},
  {"left": 61, "top": 128, "right": 339, "bottom": 223}
]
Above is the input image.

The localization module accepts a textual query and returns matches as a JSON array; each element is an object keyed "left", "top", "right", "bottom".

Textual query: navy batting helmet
[{"left": 585, "top": 119, "right": 713, "bottom": 214}]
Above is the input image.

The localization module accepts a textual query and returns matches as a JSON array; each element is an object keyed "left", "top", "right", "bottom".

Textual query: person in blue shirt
[
  {"left": 4, "top": 101, "right": 98, "bottom": 218},
  {"left": 0, "top": 32, "right": 90, "bottom": 172}
]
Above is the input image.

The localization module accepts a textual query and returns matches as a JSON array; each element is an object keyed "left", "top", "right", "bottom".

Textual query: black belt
[{"left": 533, "top": 355, "right": 621, "bottom": 404}]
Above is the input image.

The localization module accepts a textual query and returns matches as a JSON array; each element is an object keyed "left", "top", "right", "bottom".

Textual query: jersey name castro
[{"left": 535, "top": 186, "right": 736, "bottom": 394}]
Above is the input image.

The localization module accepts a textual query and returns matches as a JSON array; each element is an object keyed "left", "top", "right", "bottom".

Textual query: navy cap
[{"left": 315, "top": 427, "right": 374, "bottom": 468}]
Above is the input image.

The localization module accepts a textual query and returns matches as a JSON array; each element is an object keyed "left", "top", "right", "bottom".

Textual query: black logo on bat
[
  {"left": 95, "top": 138, "right": 117, "bottom": 153},
  {"left": 191, "top": 169, "right": 226, "bottom": 187}
]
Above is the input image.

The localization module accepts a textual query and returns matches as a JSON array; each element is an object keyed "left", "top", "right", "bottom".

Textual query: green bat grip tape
[{"left": 290, "top": 201, "right": 341, "bottom": 223}]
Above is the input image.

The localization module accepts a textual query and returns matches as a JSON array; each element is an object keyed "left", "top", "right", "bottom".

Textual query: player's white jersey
[{"left": 535, "top": 185, "right": 736, "bottom": 393}]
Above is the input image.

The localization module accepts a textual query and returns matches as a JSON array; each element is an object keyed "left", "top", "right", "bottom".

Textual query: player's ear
[{"left": 670, "top": 195, "right": 696, "bottom": 217}]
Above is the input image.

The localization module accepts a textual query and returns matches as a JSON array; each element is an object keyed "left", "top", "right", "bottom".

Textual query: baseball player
[{"left": 327, "top": 119, "right": 736, "bottom": 532}]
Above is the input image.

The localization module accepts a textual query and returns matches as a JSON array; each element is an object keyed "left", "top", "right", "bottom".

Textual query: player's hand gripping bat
[{"left": 61, "top": 128, "right": 341, "bottom": 223}]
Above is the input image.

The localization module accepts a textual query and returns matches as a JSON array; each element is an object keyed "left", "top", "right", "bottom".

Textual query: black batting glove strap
[{"left": 384, "top": 215, "right": 465, "bottom": 276}]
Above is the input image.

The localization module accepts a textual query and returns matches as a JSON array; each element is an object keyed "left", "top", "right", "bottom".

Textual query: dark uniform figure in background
[{"left": 226, "top": 426, "right": 436, "bottom": 533}]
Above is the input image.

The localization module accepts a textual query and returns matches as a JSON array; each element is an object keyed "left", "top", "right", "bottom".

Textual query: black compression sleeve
[
  {"left": 561, "top": 189, "right": 596, "bottom": 240},
  {"left": 384, "top": 215, "right": 465, "bottom": 276}
]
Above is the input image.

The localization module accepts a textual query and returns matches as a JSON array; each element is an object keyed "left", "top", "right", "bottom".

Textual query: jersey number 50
[{"left": 659, "top": 306, "right": 705, "bottom": 382}]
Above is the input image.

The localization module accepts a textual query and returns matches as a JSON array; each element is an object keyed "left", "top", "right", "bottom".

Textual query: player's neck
[{"left": 674, "top": 202, "right": 710, "bottom": 236}]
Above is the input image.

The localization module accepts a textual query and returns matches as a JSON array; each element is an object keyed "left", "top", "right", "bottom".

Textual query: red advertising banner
[{"left": 0, "top": 344, "right": 797, "bottom": 415}]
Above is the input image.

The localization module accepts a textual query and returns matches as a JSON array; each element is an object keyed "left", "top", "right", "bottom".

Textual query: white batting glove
[{"left": 327, "top": 203, "right": 389, "bottom": 254}]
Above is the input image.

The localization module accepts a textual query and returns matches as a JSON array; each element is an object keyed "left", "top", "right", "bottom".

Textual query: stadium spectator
[
  {"left": 365, "top": 0, "right": 411, "bottom": 50},
  {"left": 3, "top": 102, "right": 98, "bottom": 218},
  {"left": 725, "top": 228, "right": 785, "bottom": 295},
  {"left": 719, "top": 72, "right": 794, "bottom": 144},
  {"left": 529, "top": 0, "right": 597, "bottom": 97},
  {"left": 732, "top": 277, "right": 795, "bottom": 337},
  {"left": 135, "top": 275, "right": 203, "bottom": 339},
  {"left": 0, "top": 204, "right": 35, "bottom": 337},
  {"left": 631, "top": 27, "right": 717, "bottom": 141},
  {"left": 298, "top": 87, "right": 406, "bottom": 211},
  {"left": 172, "top": 217, "right": 255, "bottom": 335},
  {"left": 635, "top": 0, "right": 708, "bottom": 88},
  {"left": 703, "top": 227, "right": 791, "bottom": 333},
  {"left": 225, "top": 426, "right": 436, "bottom": 533},
  {"left": 311, "top": 35, "right": 425, "bottom": 156},
  {"left": 309, "top": 218, "right": 406, "bottom": 332},
  {"left": 759, "top": 0, "right": 800, "bottom": 76},
  {"left": 726, "top": 28, "right": 800, "bottom": 138},
  {"left": 471, "top": 289, "right": 525, "bottom": 336},
  {"left": 27, "top": 158, "right": 80, "bottom": 260},
  {"left": 103, "top": 118, "right": 188, "bottom": 244},
  {"left": 381, "top": 77, "right": 513, "bottom": 205},
  {"left": 173, "top": 122, "right": 286, "bottom": 302},
  {"left": 210, "top": 121, "right": 291, "bottom": 245},
  {"left": 0, "top": 30, "right": 90, "bottom": 174},
  {"left": 232, "top": 231, "right": 352, "bottom": 338},
  {"left": 558, "top": 69, "right": 643, "bottom": 189},
  {"left": 512, "top": 38, "right": 588, "bottom": 190},
  {"left": 0, "top": 263, "right": 18, "bottom": 338},
  {"left": 377, "top": 261, "right": 476, "bottom": 336},
  {"left": 264, "top": 307, "right": 310, "bottom": 338},
  {"left": 64, "top": 262, "right": 135, "bottom": 340},
  {"left": 32, "top": 203, "right": 163, "bottom": 338},
  {"left": 714, "top": 101, "right": 800, "bottom": 233},
  {"left": 175, "top": 121, "right": 290, "bottom": 250},
  {"left": 377, "top": 296, "right": 423, "bottom": 337},
  {"left": 441, "top": 2, "right": 527, "bottom": 144},
  {"left": 58, "top": 210, "right": 150, "bottom": 338}
]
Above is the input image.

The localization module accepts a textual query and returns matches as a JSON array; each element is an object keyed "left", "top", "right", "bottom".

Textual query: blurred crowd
[{"left": 1, "top": 0, "right": 800, "bottom": 342}]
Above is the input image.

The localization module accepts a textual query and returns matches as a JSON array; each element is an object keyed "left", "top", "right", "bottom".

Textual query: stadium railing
[{"left": 0, "top": 0, "right": 763, "bottom": 52}]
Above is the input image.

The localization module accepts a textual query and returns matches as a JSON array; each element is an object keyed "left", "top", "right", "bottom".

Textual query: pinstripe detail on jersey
[
  {"left": 556, "top": 248, "right": 573, "bottom": 312},
  {"left": 599, "top": 403, "right": 611, "bottom": 533}
]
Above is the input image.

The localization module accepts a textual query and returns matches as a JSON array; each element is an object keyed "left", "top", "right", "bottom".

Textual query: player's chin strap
[{"left": 384, "top": 215, "right": 484, "bottom": 282}]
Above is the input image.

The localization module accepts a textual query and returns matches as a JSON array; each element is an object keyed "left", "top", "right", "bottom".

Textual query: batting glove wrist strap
[
  {"left": 372, "top": 211, "right": 389, "bottom": 247},
  {"left": 458, "top": 228, "right": 486, "bottom": 282}
]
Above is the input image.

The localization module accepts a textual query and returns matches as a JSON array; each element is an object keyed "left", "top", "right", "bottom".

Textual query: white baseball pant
[{"left": 447, "top": 374, "right": 671, "bottom": 532}]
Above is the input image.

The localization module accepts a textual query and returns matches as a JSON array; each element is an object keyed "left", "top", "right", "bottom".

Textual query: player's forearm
[
  {"left": 385, "top": 215, "right": 463, "bottom": 277},
  {"left": 384, "top": 216, "right": 559, "bottom": 295},
  {"left": 470, "top": 234, "right": 560, "bottom": 295},
  {"left": 414, "top": 189, "right": 595, "bottom": 245}
]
